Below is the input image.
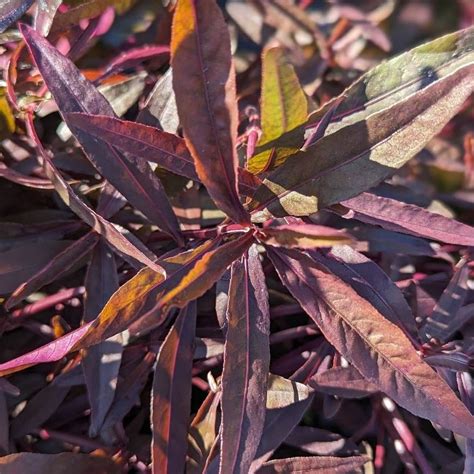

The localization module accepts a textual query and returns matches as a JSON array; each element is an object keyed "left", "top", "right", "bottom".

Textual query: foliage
[{"left": 0, "top": 0, "right": 473, "bottom": 472}]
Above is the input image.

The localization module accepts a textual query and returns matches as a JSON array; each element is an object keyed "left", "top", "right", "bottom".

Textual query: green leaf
[{"left": 248, "top": 47, "right": 307, "bottom": 174}]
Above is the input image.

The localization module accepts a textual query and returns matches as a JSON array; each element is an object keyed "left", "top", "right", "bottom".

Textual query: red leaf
[
  {"left": 151, "top": 302, "right": 196, "bottom": 474},
  {"left": 267, "top": 246, "right": 474, "bottom": 437},
  {"left": 171, "top": 0, "right": 250, "bottom": 224},
  {"left": 220, "top": 245, "right": 270, "bottom": 474}
]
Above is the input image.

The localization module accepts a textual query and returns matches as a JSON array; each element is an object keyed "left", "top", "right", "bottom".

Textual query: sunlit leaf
[
  {"left": 171, "top": 0, "right": 250, "bottom": 224},
  {"left": 248, "top": 47, "right": 308, "bottom": 174}
]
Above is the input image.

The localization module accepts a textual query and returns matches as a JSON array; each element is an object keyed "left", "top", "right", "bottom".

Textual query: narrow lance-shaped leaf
[
  {"left": 266, "top": 246, "right": 474, "bottom": 438},
  {"left": 420, "top": 258, "right": 470, "bottom": 343},
  {"left": 254, "top": 26, "right": 474, "bottom": 167},
  {"left": 338, "top": 192, "right": 474, "bottom": 247},
  {"left": 248, "top": 46, "right": 308, "bottom": 174},
  {"left": 82, "top": 240, "right": 123, "bottom": 437},
  {"left": 250, "top": 374, "right": 314, "bottom": 472},
  {"left": 20, "top": 24, "right": 183, "bottom": 244},
  {"left": 137, "top": 67, "right": 179, "bottom": 133},
  {"left": 220, "top": 245, "right": 271, "bottom": 474},
  {"left": 151, "top": 301, "right": 196, "bottom": 474},
  {"left": 65, "top": 112, "right": 260, "bottom": 197},
  {"left": 171, "top": 0, "right": 250, "bottom": 224},
  {"left": 26, "top": 114, "right": 164, "bottom": 274},
  {"left": 0, "top": 0, "right": 34, "bottom": 33},
  {"left": 250, "top": 61, "right": 474, "bottom": 219},
  {"left": 6, "top": 231, "right": 100, "bottom": 309}
]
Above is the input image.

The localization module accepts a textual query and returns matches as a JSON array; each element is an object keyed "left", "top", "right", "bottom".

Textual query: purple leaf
[
  {"left": 339, "top": 192, "right": 474, "bottom": 247},
  {"left": 0, "top": 0, "right": 33, "bottom": 33},
  {"left": 220, "top": 245, "right": 270, "bottom": 474},
  {"left": 82, "top": 240, "right": 123, "bottom": 437},
  {"left": 257, "top": 455, "right": 370, "bottom": 473}
]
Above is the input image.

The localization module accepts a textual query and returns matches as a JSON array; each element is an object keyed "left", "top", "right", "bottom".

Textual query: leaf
[
  {"left": 51, "top": 0, "right": 136, "bottom": 31},
  {"left": 251, "top": 375, "right": 314, "bottom": 472},
  {"left": 255, "top": 26, "right": 474, "bottom": 167},
  {"left": 82, "top": 240, "right": 123, "bottom": 437},
  {"left": 339, "top": 192, "right": 474, "bottom": 246},
  {"left": 257, "top": 455, "right": 370, "bottom": 473},
  {"left": 0, "top": 240, "right": 70, "bottom": 294},
  {"left": 6, "top": 231, "right": 99, "bottom": 308},
  {"left": 308, "top": 366, "right": 379, "bottom": 399},
  {"left": 266, "top": 246, "right": 474, "bottom": 437},
  {"left": 249, "top": 28, "right": 474, "bottom": 219},
  {"left": 65, "top": 113, "right": 260, "bottom": 197},
  {"left": 248, "top": 47, "right": 308, "bottom": 174},
  {"left": 311, "top": 245, "right": 418, "bottom": 344},
  {"left": 420, "top": 258, "right": 470, "bottom": 343},
  {"left": 151, "top": 302, "right": 196, "bottom": 474},
  {"left": 259, "top": 224, "right": 352, "bottom": 249},
  {"left": 0, "top": 321, "right": 95, "bottom": 376},
  {"left": 187, "top": 391, "right": 221, "bottom": 474},
  {"left": 220, "top": 245, "right": 271, "bottom": 474},
  {"left": 171, "top": 0, "right": 250, "bottom": 224},
  {"left": 20, "top": 24, "right": 183, "bottom": 245},
  {"left": 0, "top": 162, "right": 53, "bottom": 189},
  {"left": 0, "top": 0, "right": 34, "bottom": 33},
  {"left": 35, "top": 0, "right": 63, "bottom": 36},
  {"left": 0, "top": 453, "right": 121, "bottom": 474},
  {"left": 137, "top": 67, "right": 179, "bottom": 133}
]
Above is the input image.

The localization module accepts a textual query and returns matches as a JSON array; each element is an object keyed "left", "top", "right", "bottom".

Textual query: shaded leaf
[
  {"left": 171, "top": 0, "right": 249, "bottom": 224},
  {"left": 6, "top": 231, "right": 99, "bottom": 308},
  {"left": 187, "top": 391, "right": 221, "bottom": 474},
  {"left": 151, "top": 302, "right": 196, "bottom": 474},
  {"left": 82, "top": 240, "right": 123, "bottom": 437},
  {"left": 267, "top": 246, "right": 474, "bottom": 437},
  {"left": 0, "top": 162, "right": 53, "bottom": 189},
  {"left": 339, "top": 192, "right": 474, "bottom": 246},
  {"left": 0, "top": 453, "right": 121, "bottom": 474},
  {"left": 257, "top": 455, "right": 370, "bottom": 473},
  {"left": 308, "top": 366, "right": 379, "bottom": 399},
  {"left": 220, "top": 245, "right": 270, "bottom": 474},
  {"left": 0, "top": 240, "right": 70, "bottom": 294},
  {"left": 251, "top": 375, "right": 314, "bottom": 472},
  {"left": 249, "top": 28, "right": 474, "bottom": 219},
  {"left": 260, "top": 224, "right": 352, "bottom": 250},
  {"left": 420, "top": 258, "right": 470, "bottom": 343},
  {"left": 21, "top": 24, "right": 183, "bottom": 244},
  {"left": 248, "top": 47, "right": 308, "bottom": 174}
]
